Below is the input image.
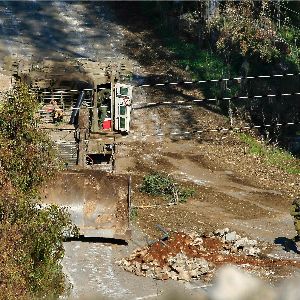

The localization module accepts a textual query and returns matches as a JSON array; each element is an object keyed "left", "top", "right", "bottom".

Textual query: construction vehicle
[{"left": 2, "top": 56, "right": 133, "bottom": 239}]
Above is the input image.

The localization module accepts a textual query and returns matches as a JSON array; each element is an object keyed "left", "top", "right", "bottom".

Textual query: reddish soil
[{"left": 130, "top": 232, "right": 300, "bottom": 281}]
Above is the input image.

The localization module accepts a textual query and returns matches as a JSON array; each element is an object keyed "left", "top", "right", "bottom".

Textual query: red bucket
[{"left": 102, "top": 118, "right": 112, "bottom": 130}]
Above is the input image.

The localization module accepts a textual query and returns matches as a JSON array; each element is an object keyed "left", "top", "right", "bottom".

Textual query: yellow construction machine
[{"left": 3, "top": 56, "right": 133, "bottom": 240}]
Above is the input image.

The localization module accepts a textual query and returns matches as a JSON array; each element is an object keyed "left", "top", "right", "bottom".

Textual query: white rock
[
  {"left": 214, "top": 228, "right": 230, "bottom": 237},
  {"left": 178, "top": 270, "right": 191, "bottom": 281},
  {"left": 243, "top": 246, "right": 261, "bottom": 257},
  {"left": 234, "top": 237, "right": 249, "bottom": 248},
  {"left": 225, "top": 231, "right": 237, "bottom": 242},
  {"left": 191, "top": 237, "right": 204, "bottom": 247}
]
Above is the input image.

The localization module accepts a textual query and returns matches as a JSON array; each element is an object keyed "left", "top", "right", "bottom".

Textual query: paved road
[{"left": 63, "top": 238, "right": 206, "bottom": 299}]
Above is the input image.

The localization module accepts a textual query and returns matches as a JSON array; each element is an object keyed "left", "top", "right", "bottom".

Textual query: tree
[
  {"left": 0, "top": 83, "right": 77, "bottom": 299},
  {"left": 208, "top": 0, "right": 290, "bottom": 63}
]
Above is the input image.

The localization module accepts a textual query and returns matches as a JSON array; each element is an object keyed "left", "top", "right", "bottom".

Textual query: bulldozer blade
[{"left": 41, "top": 170, "right": 131, "bottom": 240}]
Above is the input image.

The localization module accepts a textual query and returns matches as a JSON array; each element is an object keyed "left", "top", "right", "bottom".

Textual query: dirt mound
[{"left": 117, "top": 230, "right": 300, "bottom": 282}]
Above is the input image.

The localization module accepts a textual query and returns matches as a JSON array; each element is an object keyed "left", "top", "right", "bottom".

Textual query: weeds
[
  {"left": 130, "top": 207, "right": 138, "bottom": 222},
  {"left": 140, "top": 172, "right": 195, "bottom": 204},
  {"left": 240, "top": 133, "right": 300, "bottom": 174}
]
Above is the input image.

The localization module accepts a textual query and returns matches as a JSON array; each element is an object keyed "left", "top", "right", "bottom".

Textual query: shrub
[
  {"left": 0, "top": 83, "right": 77, "bottom": 299},
  {"left": 0, "top": 83, "right": 60, "bottom": 195},
  {"left": 140, "top": 172, "right": 195, "bottom": 204},
  {"left": 208, "top": 1, "right": 288, "bottom": 63},
  {"left": 0, "top": 194, "right": 78, "bottom": 299}
]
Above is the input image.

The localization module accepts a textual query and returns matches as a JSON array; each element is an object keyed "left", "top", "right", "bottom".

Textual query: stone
[
  {"left": 145, "top": 268, "right": 155, "bottom": 278},
  {"left": 230, "top": 246, "right": 238, "bottom": 254},
  {"left": 247, "top": 239, "right": 258, "bottom": 247},
  {"left": 172, "top": 265, "right": 186, "bottom": 273},
  {"left": 152, "top": 259, "right": 160, "bottom": 266},
  {"left": 178, "top": 270, "right": 191, "bottom": 281},
  {"left": 225, "top": 231, "right": 237, "bottom": 242},
  {"left": 235, "top": 237, "right": 249, "bottom": 248},
  {"left": 189, "top": 269, "right": 198, "bottom": 278},
  {"left": 214, "top": 228, "right": 230, "bottom": 237},
  {"left": 141, "top": 263, "right": 150, "bottom": 271},
  {"left": 135, "top": 268, "right": 144, "bottom": 277},
  {"left": 194, "top": 257, "right": 210, "bottom": 274},
  {"left": 190, "top": 237, "right": 204, "bottom": 247},
  {"left": 243, "top": 246, "right": 261, "bottom": 257},
  {"left": 167, "top": 270, "right": 179, "bottom": 281},
  {"left": 162, "top": 265, "right": 171, "bottom": 273},
  {"left": 143, "top": 253, "right": 154, "bottom": 263}
]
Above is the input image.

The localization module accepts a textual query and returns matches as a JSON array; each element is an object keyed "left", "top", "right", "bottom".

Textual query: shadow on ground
[
  {"left": 274, "top": 237, "right": 300, "bottom": 254},
  {"left": 65, "top": 235, "right": 128, "bottom": 245}
]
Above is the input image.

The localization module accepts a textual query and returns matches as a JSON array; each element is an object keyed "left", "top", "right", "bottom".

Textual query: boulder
[
  {"left": 225, "top": 231, "right": 237, "bottom": 242},
  {"left": 214, "top": 228, "right": 230, "bottom": 237},
  {"left": 178, "top": 270, "right": 191, "bottom": 281}
]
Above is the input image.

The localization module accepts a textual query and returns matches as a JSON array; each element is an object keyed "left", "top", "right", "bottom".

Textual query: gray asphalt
[{"left": 63, "top": 238, "right": 206, "bottom": 299}]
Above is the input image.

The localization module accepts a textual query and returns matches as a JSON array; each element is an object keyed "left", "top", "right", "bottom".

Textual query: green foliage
[
  {"left": 0, "top": 196, "right": 78, "bottom": 299},
  {"left": 140, "top": 172, "right": 195, "bottom": 204},
  {"left": 208, "top": 0, "right": 299, "bottom": 69},
  {"left": 0, "top": 83, "right": 60, "bottom": 195},
  {"left": 165, "top": 37, "right": 235, "bottom": 81},
  {"left": 0, "top": 83, "right": 76, "bottom": 299},
  {"left": 130, "top": 207, "right": 138, "bottom": 222},
  {"left": 279, "top": 25, "right": 300, "bottom": 69},
  {"left": 240, "top": 133, "right": 300, "bottom": 174},
  {"left": 165, "top": 38, "right": 241, "bottom": 105}
]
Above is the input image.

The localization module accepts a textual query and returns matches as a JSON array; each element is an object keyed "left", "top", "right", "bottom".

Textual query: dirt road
[
  {"left": 0, "top": 1, "right": 207, "bottom": 298},
  {"left": 0, "top": 1, "right": 124, "bottom": 61}
]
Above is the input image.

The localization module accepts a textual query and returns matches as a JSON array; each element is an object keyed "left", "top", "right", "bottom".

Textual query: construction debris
[
  {"left": 213, "top": 228, "right": 261, "bottom": 257},
  {"left": 116, "top": 229, "right": 300, "bottom": 282},
  {"left": 116, "top": 231, "right": 214, "bottom": 281}
]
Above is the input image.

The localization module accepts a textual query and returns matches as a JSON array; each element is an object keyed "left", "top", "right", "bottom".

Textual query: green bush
[
  {"left": 0, "top": 83, "right": 60, "bottom": 195},
  {"left": 0, "top": 83, "right": 77, "bottom": 299},
  {"left": 140, "top": 172, "right": 195, "bottom": 204},
  {"left": 0, "top": 195, "right": 78, "bottom": 299}
]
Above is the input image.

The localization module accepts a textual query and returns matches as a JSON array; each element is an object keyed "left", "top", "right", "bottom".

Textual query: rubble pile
[
  {"left": 213, "top": 228, "right": 261, "bottom": 257},
  {"left": 117, "top": 232, "right": 215, "bottom": 281},
  {"left": 116, "top": 229, "right": 269, "bottom": 282},
  {"left": 117, "top": 229, "right": 300, "bottom": 282}
]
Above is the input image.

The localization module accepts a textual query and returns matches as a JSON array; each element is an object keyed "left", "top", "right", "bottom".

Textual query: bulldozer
[{"left": 2, "top": 56, "right": 133, "bottom": 240}]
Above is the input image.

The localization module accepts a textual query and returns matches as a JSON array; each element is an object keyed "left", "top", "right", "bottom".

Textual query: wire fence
[
  {"left": 136, "top": 72, "right": 300, "bottom": 88},
  {"left": 132, "top": 92, "right": 300, "bottom": 109}
]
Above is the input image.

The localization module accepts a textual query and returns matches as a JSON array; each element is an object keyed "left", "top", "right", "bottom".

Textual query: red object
[{"left": 102, "top": 118, "right": 112, "bottom": 130}]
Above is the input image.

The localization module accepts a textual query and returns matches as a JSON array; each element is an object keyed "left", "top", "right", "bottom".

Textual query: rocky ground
[
  {"left": 0, "top": 1, "right": 299, "bottom": 299},
  {"left": 117, "top": 229, "right": 300, "bottom": 283}
]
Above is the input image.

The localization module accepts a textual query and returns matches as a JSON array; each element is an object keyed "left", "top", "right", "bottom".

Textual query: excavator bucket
[{"left": 41, "top": 170, "right": 131, "bottom": 240}]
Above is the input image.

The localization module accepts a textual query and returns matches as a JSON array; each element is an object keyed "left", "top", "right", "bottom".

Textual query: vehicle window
[{"left": 120, "top": 87, "right": 128, "bottom": 96}]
